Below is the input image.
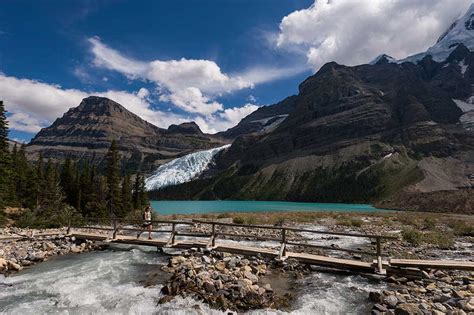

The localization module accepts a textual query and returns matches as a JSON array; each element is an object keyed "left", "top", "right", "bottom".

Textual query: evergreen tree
[
  {"left": 60, "top": 156, "right": 75, "bottom": 206},
  {"left": 0, "top": 101, "right": 13, "bottom": 212},
  {"left": 105, "top": 140, "right": 121, "bottom": 217},
  {"left": 133, "top": 173, "right": 148, "bottom": 210},
  {"left": 12, "top": 144, "right": 30, "bottom": 206},
  {"left": 120, "top": 174, "right": 133, "bottom": 216}
]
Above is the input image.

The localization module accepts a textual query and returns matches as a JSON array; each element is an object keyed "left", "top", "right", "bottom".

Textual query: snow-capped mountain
[
  {"left": 400, "top": 4, "right": 474, "bottom": 63},
  {"left": 145, "top": 144, "right": 230, "bottom": 191},
  {"left": 371, "top": 5, "right": 474, "bottom": 66}
]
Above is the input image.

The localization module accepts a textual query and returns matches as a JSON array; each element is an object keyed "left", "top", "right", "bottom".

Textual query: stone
[
  {"left": 374, "top": 304, "right": 388, "bottom": 312},
  {"left": 433, "top": 303, "right": 447, "bottom": 312},
  {"left": 426, "top": 283, "right": 437, "bottom": 291},
  {"left": 458, "top": 298, "right": 474, "bottom": 312},
  {"left": 384, "top": 295, "right": 399, "bottom": 308},
  {"left": 369, "top": 291, "right": 384, "bottom": 303},
  {"left": 170, "top": 256, "right": 186, "bottom": 266},
  {"left": 394, "top": 303, "right": 422, "bottom": 315},
  {"left": 215, "top": 261, "right": 226, "bottom": 271},
  {"left": 263, "top": 283, "right": 273, "bottom": 292},
  {"left": 7, "top": 261, "right": 23, "bottom": 271},
  {"left": 202, "top": 256, "right": 211, "bottom": 264},
  {"left": 244, "top": 271, "right": 258, "bottom": 284},
  {"left": 0, "top": 258, "right": 7, "bottom": 271},
  {"left": 203, "top": 281, "right": 216, "bottom": 293}
]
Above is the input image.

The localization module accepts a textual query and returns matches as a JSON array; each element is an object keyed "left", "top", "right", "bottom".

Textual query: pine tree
[
  {"left": 0, "top": 101, "right": 13, "bottom": 212},
  {"left": 133, "top": 173, "right": 148, "bottom": 210},
  {"left": 12, "top": 144, "right": 30, "bottom": 206},
  {"left": 60, "top": 156, "right": 75, "bottom": 206},
  {"left": 105, "top": 140, "right": 121, "bottom": 217},
  {"left": 120, "top": 174, "right": 133, "bottom": 216}
]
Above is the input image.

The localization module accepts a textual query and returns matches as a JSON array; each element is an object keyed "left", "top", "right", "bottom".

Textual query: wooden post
[
  {"left": 212, "top": 223, "right": 216, "bottom": 247},
  {"left": 112, "top": 218, "right": 117, "bottom": 240},
  {"left": 66, "top": 218, "right": 71, "bottom": 235},
  {"left": 278, "top": 228, "right": 287, "bottom": 260},
  {"left": 166, "top": 223, "right": 176, "bottom": 247},
  {"left": 376, "top": 236, "right": 384, "bottom": 274}
]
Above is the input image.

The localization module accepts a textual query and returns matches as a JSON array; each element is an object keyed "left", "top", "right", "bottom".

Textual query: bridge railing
[{"left": 68, "top": 216, "right": 397, "bottom": 274}]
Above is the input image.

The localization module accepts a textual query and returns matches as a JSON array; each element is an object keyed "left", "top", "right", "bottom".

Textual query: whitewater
[{"left": 145, "top": 145, "right": 231, "bottom": 191}]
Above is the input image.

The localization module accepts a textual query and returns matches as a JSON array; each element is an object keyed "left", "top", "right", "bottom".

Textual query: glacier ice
[{"left": 145, "top": 144, "right": 230, "bottom": 191}]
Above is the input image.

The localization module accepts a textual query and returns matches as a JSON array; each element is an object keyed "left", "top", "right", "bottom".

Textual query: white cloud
[
  {"left": 87, "top": 37, "right": 304, "bottom": 117},
  {"left": 276, "top": 0, "right": 472, "bottom": 69},
  {"left": 0, "top": 73, "right": 188, "bottom": 134},
  {"left": 0, "top": 72, "right": 258, "bottom": 135},
  {"left": 88, "top": 37, "right": 253, "bottom": 116}
]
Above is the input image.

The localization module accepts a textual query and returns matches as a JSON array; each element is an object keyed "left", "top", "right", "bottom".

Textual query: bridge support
[
  {"left": 278, "top": 228, "right": 287, "bottom": 261},
  {"left": 376, "top": 237, "right": 385, "bottom": 274}
]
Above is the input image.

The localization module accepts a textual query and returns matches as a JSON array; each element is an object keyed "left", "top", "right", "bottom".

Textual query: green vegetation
[
  {"left": 0, "top": 101, "right": 148, "bottom": 227},
  {"left": 336, "top": 218, "right": 364, "bottom": 227},
  {"left": 401, "top": 228, "right": 423, "bottom": 246},
  {"left": 447, "top": 219, "right": 474, "bottom": 236}
]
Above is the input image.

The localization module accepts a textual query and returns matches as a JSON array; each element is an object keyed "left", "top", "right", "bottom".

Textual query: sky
[{"left": 0, "top": 0, "right": 471, "bottom": 142}]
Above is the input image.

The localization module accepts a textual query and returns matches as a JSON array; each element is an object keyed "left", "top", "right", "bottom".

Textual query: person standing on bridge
[{"left": 143, "top": 204, "right": 153, "bottom": 240}]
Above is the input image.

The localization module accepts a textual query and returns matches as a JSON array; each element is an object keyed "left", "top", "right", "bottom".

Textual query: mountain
[
  {"left": 151, "top": 43, "right": 474, "bottom": 213},
  {"left": 401, "top": 4, "right": 474, "bottom": 64},
  {"left": 218, "top": 96, "right": 298, "bottom": 139},
  {"left": 26, "top": 96, "right": 228, "bottom": 172}
]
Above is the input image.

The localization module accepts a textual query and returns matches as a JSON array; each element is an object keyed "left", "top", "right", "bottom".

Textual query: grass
[
  {"left": 447, "top": 219, "right": 474, "bottom": 236},
  {"left": 402, "top": 227, "right": 455, "bottom": 249},
  {"left": 336, "top": 218, "right": 364, "bottom": 227}
]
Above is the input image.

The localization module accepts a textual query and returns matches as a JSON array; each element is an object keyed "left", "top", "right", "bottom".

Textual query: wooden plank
[
  {"left": 286, "top": 241, "right": 375, "bottom": 256},
  {"left": 390, "top": 259, "right": 474, "bottom": 271},
  {"left": 287, "top": 252, "right": 374, "bottom": 271}
]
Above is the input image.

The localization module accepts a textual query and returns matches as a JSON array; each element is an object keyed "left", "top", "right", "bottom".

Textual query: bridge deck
[
  {"left": 390, "top": 259, "right": 474, "bottom": 271},
  {"left": 71, "top": 229, "right": 474, "bottom": 273}
]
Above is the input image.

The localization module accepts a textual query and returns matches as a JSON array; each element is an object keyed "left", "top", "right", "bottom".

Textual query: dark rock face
[
  {"left": 26, "top": 96, "right": 227, "bottom": 172},
  {"left": 218, "top": 96, "right": 298, "bottom": 139},
  {"left": 154, "top": 46, "right": 474, "bottom": 211}
]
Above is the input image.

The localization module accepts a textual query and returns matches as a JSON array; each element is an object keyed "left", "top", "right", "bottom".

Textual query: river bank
[{"left": 0, "top": 227, "right": 101, "bottom": 275}]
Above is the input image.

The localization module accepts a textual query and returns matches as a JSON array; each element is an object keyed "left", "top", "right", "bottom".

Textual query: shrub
[
  {"left": 423, "top": 231, "right": 454, "bottom": 249},
  {"left": 401, "top": 228, "right": 423, "bottom": 246},
  {"left": 233, "top": 216, "right": 245, "bottom": 224},
  {"left": 423, "top": 217, "right": 437, "bottom": 230},
  {"left": 447, "top": 220, "right": 474, "bottom": 236},
  {"left": 337, "top": 218, "right": 364, "bottom": 227},
  {"left": 217, "top": 213, "right": 230, "bottom": 219},
  {"left": 245, "top": 216, "right": 257, "bottom": 225}
]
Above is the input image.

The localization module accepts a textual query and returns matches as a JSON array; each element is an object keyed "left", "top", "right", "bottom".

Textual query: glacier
[{"left": 145, "top": 144, "right": 230, "bottom": 191}]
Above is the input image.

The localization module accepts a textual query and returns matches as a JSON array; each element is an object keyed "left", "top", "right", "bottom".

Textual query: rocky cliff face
[
  {"left": 26, "top": 96, "right": 227, "bottom": 172},
  {"left": 154, "top": 45, "right": 474, "bottom": 212}
]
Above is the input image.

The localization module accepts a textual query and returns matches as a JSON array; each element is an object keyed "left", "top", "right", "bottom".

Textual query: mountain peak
[
  {"left": 400, "top": 4, "right": 474, "bottom": 64},
  {"left": 168, "top": 122, "right": 203, "bottom": 135}
]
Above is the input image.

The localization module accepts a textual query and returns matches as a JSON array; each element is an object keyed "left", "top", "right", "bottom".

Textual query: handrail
[{"left": 68, "top": 216, "right": 397, "bottom": 274}]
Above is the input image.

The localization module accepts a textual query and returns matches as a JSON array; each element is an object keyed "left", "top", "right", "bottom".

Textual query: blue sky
[{"left": 0, "top": 0, "right": 470, "bottom": 142}]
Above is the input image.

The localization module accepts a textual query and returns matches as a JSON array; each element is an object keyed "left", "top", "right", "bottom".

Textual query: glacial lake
[{"left": 150, "top": 200, "right": 388, "bottom": 215}]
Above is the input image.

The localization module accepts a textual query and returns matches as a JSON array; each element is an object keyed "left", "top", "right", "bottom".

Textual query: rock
[
  {"left": 263, "top": 284, "right": 273, "bottom": 292},
  {"left": 453, "top": 290, "right": 469, "bottom": 299},
  {"left": 433, "top": 302, "right": 447, "bottom": 312},
  {"left": 215, "top": 261, "right": 226, "bottom": 271},
  {"left": 69, "top": 246, "right": 81, "bottom": 253},
  {"left": 369, "top": 291, "right": 384, "bottom": 303},
  {"left": 7, "top": 261, "right": 23, "bottom": 271},
  {"left": 203, "top": 281, "right": 216, "bottom": 293},
  {"left": 384, "top": 295, "right": 399, "bottom": 308},
  {"left": 458, "top": 298, "right": 474, "bottom": 312},
  {"left": 244, "top": 271, "right": 258, "bottom": 284},
  {"left": 202, "top": 256, "right": 212, "bottom": 264},
  {"left": 426, "top": 283, "right": 437, "bottom": 291},
  {"left": 394, "top": 303, "right": 422, "bottom": 315},
  {"left": 0, "top": 258, "right": 7, "bottom": 271},
  {"left": 374, "top": 304, "right": 388, "bottom": 312},
  {"left": 170, "top": 256, "right": 186, "bottom": 266}
]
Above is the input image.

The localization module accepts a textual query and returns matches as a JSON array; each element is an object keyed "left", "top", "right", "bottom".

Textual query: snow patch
[
  {"left": 459, "top": 59, "right": 469, "bottom": 75},
  {"left": 453, "top": 98, "right": 474, "bottom": 112},
  {"left": 145, "top": 144, "right": 230, "bottom": 191},
  {"left": 453, "top": 98, "right": 474, "bottom": 130}
]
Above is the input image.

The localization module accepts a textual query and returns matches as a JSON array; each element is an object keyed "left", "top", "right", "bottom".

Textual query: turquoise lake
[{"left": 150, "top": 200, "right": 387, "bottom": 215}]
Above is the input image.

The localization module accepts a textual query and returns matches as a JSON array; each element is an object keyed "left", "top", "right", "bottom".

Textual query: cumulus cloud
[
  {"left": 276, "top": 0, "right": 472, "bottom": 69},
  {"left": 0, "top": 72, "right": 258, "bottom": 136},
  {"left": 88, "top": 37, "right": 253, "bottom": 116},
  {"left": 0, "top": 73, "right": 187, "bottom": 134}
]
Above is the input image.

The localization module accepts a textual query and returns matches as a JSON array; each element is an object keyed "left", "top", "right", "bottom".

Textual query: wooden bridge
[{"left": 66, "top": 218, "right": 474, "bottom": 275}]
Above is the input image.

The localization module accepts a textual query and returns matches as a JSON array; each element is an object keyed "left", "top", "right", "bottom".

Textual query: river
[{"left": 0, "top": 227, "right": 385, "bottom": 314}]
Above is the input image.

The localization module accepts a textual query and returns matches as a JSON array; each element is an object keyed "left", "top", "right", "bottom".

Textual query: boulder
[{"left": 394, "top": 303, "right": 422, "bottom": 315}]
